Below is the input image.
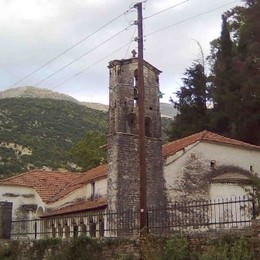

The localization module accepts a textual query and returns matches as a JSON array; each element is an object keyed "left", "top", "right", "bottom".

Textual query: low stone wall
[
  {"left": 0, "top": 221, "right": 260, "bottom": 259},
  {"left": 0, "top": 237, "right": 139, "bottom": 260}
]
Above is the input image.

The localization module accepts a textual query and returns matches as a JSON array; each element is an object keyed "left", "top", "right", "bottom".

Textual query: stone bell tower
[{"left": 107, "top": 57, "right": 167, "bottom": 213}]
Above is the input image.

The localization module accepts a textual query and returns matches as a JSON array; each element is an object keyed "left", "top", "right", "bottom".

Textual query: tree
[
  {"left": 168, "top": 62, "right": 209, "bottom": 140},
  {"left": 209, "top": 0, "right": 260, "bottom": 144},
  {"left": 231, "top": 0, "right": 260, "bottom": 144},
  {"left": 208, "top": 14, "right": 238, "bottom": 135},
  {"left": 70, "top": 131, "right": 107, "bottom": 171}
]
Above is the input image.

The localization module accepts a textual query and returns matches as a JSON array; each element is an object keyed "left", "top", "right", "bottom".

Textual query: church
[{"left": 0, "top": 57, "right": 259, "bottom": 238}]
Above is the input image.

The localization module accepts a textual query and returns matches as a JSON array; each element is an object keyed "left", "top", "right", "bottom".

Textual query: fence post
[
  {"left": 34, "top": 221, "right": 37, "bottom": 239},
  {"left": 0, "top": 201, "right": 13, "bottom": 239}
]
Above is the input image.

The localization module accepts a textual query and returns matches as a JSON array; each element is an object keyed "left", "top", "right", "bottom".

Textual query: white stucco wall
[
  {"left": 48, "top": 185, "right": 87, "bottom": 209},
  {"left": 92, "top": 178, "right": 107, "bottom": 198},
  {"left": 0, "top": 185, "right": 46, "bottom": 219},
  {"left": 47, "top": 177, "right": 107, "bottom": 210},
  {"left": 210, "top": 183, "right": 251, "bottom": 200},
  {"left": 164, "top": 141, "right": 260, "bottom": 204},
  {"left": 197, "top": 142, "right": 260, "bottom": 174}
]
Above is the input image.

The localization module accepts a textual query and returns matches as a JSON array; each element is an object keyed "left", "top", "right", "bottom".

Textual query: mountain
[
  {"left": 0, "top": 87, "right": 173, "bottom": 178},
  {"left": 81, "top": 102, "right": 109, "bottom": 112},
  {"left": 160, "top": 103, "right": 177, "bottom": 118},
  {"left": 0, "top": 86, "right": 79, "bottom": 103},
  {"left": 0, "top": 87, "right": 177, "bottom": 118}
]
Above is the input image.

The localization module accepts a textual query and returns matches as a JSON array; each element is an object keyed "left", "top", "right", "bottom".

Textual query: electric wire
[
  {"left": 143, "top": 0, "right": 190, "bottom": 20},
  {"left": 5, "top": 0, "right": 241, "bottom": 96},
  {"left": 8, "top": 8, "right": 134, "bottom": 89},
  {"left": 124, "top": 26, "right": 137, "bottom": 59},
  {"left": 146, "top": 0, "right": 240, "bottom": 36},
  {"left": 54, "top": 40, "right": 135, "bottom": 90},
  {"left": 44, "top": 1, "right": 239, "bottom": 91},
  {"left": 34, "top": 24, "right": 134, "bottom": 87}
]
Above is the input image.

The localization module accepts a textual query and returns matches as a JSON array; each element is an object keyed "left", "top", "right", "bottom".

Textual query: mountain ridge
[{"left": 0, "top": 86, "right": 177, "bottom": 118}]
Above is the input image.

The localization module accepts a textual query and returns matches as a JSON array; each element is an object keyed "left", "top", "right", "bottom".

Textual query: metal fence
[
  {"left": 10, "top": 196, "right": 256, "bottom": 239},
  {"left": 149, "top": 196, "right": 255, "bottom": 233}
]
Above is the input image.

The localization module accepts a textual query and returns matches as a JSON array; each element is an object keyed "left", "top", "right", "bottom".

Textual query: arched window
[
  {"left": 80, "top": 221, "right": 87, "bottom": 236},
  {"left": 64, "top": 221, "right": 70, "bottom": 238},
  {"left": 73, "top": 224, "right": 78, "bottom": 238},
  {"left": 89, "top": 217, "right": 96, "bottom": 238},
  {"left": 145, "top": 117, "right": 152, "bottom": 137},
  {"left": 99, "top": 215, "right": 105, "bottom": 237},
  {"left": 36, "top": 206, "right": 44, "bottom": 218},
  {"left": 58, "top": 223, "right": 63, "bottom": 238},
  {"left": 126, "top": 113, "right": 136, "bottom": 134},
  {"left": 51, "top": 223, "right": 56, "bottom": 238},
  {"left": 133, "top": 69, "right": 138, "bottom": 102}
]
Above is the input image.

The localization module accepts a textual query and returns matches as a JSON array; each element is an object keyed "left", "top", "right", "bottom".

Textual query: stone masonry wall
[{"left": 107, "top": 58, "right": 167, "bottom": 220}]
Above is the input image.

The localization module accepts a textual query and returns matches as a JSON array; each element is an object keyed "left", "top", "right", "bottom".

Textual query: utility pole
[{"left": 134, "top": 2, "right": 147, "bottom": 235}]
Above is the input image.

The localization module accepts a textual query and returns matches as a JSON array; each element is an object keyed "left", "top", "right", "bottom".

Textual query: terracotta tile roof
[
  {"left": 42, "top": 198, "right": 107, "bottom": 217},
  {"left": 71, "top": 164, "right": 108, "bottom": 186},
  {"left": 162, "top": 130, "right": 260, "bottom": 158},
  {"left": 49, "top": 164, "right": 108, "bottom": 203},
  {"left": 0, "top": 165, "right": 108, "bottom": 203},
  {"left": 0, "top": 170, "right": 77, "bottom": 203},
  {"left": 0, "top": 165, "right": 108, "bottom": 204}
]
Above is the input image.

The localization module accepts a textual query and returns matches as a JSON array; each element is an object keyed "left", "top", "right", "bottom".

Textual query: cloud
[{"left": 0, "top": 0, "right": 243, "bottom": 104}]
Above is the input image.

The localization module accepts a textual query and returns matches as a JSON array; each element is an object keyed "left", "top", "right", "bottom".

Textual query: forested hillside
[
  {"left": 0, "top": 98, "right": 172, "bottom": 178},
  {"left": 0, "top": 98, "right": 107, "bottom": 177}
]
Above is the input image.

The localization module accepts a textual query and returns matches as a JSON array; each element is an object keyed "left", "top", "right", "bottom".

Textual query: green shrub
[
  {"left": 198, "top": 236, "right": 254, "bottom": 260},
  {"left": 49, "top": 236, "right": 101, "bottom": 260},
  {"left": 162, "top": 235, "right": 190, "bottom": 260}
]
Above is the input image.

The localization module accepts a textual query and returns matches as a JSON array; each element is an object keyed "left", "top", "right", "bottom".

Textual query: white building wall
[
  {"left": 94, "top": 178, "right": 107, "bottom": 198},
  {"left": 197, "top": 142, "right": 260, "bottom": 174},
  {"left": 48, "top": 185, "right": 87, "bottom": 210},
  {"left": 164, "top": 141, "right": 260, "bottom": 204},
  {"left": 0, "top": 185, "right": 45, "bottom": 220},
  {"left": 210, "top": 183, "right": 251, "bottom": 200},
  {"left": 47, "top": 177, "right": 107, "bottom": 210}
]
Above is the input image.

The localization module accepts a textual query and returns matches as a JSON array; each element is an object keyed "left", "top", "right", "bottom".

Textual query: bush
[{"left": 162, "top": 235, "right": 190, "bottom": 260}]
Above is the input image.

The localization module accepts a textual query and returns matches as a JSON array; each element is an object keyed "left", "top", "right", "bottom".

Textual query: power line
[
  {"left": 144, "top": 0, "right": 190, "bottom": 20},
  {"left": 146, "top": 0, "right": 240, "bottom": 36},
  {"left": 8, "top": 8, "right": 134, "bottom": 89},
  {"left": 35, "top": 24, "right": 134, "bottom": 87},
  {"left": 54, "top": 40, "right": 135, "bottom": 90},
  {"left": 124, "top": 27, "right": 137, "bottom": 59}
]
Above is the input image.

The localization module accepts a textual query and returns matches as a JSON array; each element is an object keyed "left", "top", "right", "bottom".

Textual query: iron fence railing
[
  {"left": 148, "top": 196, "right": 255, "bottom": 233},
  {"left": 10, "top": 196, "right": 256, "bottom": 239}
]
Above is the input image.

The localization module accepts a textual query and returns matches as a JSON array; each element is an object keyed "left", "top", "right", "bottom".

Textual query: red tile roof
[
  {"left": 162, "top": 130, "right": 260, "bottom": 158},
  {"left": 42, "top": 198, "right": 107, "bottom": 217},
  {"left": 0, "top": 170, "right": 77, "bottom": 203},
  {"left": 0, "top": 165, "right": 107, "bottom": 203},
  {"left": 71, "top": 164, "right": 108, "bottom": 186},
  {"left": 49, "top": 164, "right": 107, "bottom": 203}
]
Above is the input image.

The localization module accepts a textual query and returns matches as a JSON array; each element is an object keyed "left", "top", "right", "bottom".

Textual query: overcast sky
[{"left": 0, "top": 0, "right": 243, "bottom": 104}]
